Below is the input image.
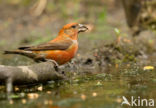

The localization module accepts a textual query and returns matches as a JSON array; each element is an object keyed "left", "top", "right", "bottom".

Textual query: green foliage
[
  {"left": 46, "top": 2, "right": 55, "bottom": 12},
  {"left": 20, "top": 0, "right": 32, "bottom": 6},
  {"left": 114, "top": 28, "right": 121, "bottom": 36},
  {"left": 98, "top": 8, "right": 107, "bottom": 23},
  {"left": 0, "top": 40, "right": 6, "bottom": 47},
  {"left": 4, "top": 0, "right": 32, "bottom": 6}
]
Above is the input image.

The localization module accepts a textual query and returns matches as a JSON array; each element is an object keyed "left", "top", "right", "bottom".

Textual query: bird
[{"left": 4, "top": 23, "right": 88, "bottom": 65}]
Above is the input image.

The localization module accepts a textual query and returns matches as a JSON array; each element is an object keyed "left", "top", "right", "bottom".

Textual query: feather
[{"left": 18, "top": 40, "right": 73, "bottom": 51}]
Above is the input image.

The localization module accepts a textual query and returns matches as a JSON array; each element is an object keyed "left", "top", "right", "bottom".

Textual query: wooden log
[{"left": 0, "top": 61, "right": 65, "bottom": 93}]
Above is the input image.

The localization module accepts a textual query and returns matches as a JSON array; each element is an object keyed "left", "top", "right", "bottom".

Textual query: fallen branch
[
  {"left": 30, "top": 0, "right": 47, "bottom": 17},
  {"left": 0, "top": 61, "right": 65, "bottom": 93}
]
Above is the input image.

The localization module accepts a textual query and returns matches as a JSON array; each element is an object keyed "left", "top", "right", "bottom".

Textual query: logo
[{"left": 121, "top": 96, "right": 154, "bottom": 107}]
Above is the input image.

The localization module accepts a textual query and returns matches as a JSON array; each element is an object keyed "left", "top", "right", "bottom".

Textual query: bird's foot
[
  {"left": 34, "top": 56, "right": 59, "bottom": 72},
  {"left": 45, "top": 59, "right": 59, "bottom": 72}
]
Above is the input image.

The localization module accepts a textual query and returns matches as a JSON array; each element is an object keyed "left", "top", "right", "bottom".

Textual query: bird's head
[{"left": 58, "top": 23, "right": 88, "bottom": 40}]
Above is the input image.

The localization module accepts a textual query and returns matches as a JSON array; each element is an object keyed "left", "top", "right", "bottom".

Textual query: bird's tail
[
  {"left": 4, "top": 50, "right": 37, "bottom": 59},
  {"left": 4, "top": 50, "right": 22, "bottom": 55}
]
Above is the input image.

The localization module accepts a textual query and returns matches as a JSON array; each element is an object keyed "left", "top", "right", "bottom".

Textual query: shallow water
[{"left": 0, "top": 63, "right": 156, "bottom": 108}]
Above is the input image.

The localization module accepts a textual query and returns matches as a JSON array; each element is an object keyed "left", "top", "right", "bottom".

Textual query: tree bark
[
  {"left": 121, "top": 0, "right": 143, "bottom": 35},
  {"left": 121, "top": 0, "right": 142, "bottom": 27},
  {"left": 0, "top": 61, "right": 65, "bottom": 93}
]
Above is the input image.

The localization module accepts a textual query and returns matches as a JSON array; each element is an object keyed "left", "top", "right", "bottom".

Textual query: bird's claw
[
  {"left": 46, "top": 59, "right": 59, "bottom": 66},
  {"left": 45, "top": 59, "right": 59, "bottom": 71}
]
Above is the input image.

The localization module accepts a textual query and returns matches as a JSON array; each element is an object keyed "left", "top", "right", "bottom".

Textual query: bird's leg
[
  {"left": 45, "top": 59, "right": 59, "bottom": 67},
  {"left": 34, "top": 55, "right": 59, "bottom": 71},
  {"left": 45, "top": 59, "right": 59, "bottom": 72}
]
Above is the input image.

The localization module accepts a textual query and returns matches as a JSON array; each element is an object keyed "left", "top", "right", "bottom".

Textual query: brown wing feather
[{"left": 18, "top": 40, "right": 73, "bottom": 51}]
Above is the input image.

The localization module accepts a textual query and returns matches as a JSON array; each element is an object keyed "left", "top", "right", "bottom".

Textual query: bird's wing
[{"left": 18, "top": 40, "right": 73, "bottom": 51}]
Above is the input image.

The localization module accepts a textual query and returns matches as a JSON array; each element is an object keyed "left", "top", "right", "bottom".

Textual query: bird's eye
[{"left": 71, "top": 25, "right": 76, "bottom": 28}]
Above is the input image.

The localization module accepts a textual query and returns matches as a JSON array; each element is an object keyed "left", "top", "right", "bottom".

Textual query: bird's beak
[{"left": 78, "top": 24, "right": 88, "bottom": 33}]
